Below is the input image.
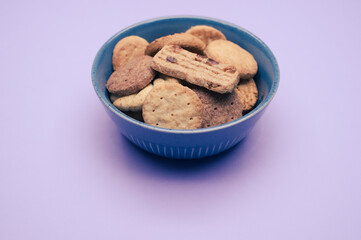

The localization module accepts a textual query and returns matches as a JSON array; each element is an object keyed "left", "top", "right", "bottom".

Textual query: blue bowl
[{"left": 92, "top": 16, "right": 280, "bottom": 159}]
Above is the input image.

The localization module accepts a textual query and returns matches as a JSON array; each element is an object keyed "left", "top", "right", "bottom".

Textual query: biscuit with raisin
[{"left": 151, "top": 45, "right": 240, "bottom": 94}]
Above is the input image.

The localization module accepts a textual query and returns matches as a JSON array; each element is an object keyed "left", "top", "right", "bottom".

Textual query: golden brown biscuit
[
  {"left": 156, "top": 74, "right": 181, "bottom": 85},
  {"left": 185, "top": 25, "right": 226, "bottom": 46},
  {"left": 151, "top": 45, "right": 240, "bottom": 94},
  {"left": 113, "top": 84, "right": 153, "bottom": 112},
  {"left": 235, "top": 78, "right": 258, "bottom": 111},
  {"left": 204, "top": 40, "right": 258, "bottom": 79},
  {"left": 112, "top": 36, "right": 149, "bottom": 70},
  {"left": 142, "top": 82, "right": 203, "bottom": 129},
  {"left": 152, "top": 78, "right": 180, "bottom": 87},
  {"left": 145, "top": 33, "right": 205, "bottom": 56}
]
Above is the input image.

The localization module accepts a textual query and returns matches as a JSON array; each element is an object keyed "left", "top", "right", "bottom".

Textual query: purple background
[{"left": 1, "top": 0, "right": 361, "bottom": 239}]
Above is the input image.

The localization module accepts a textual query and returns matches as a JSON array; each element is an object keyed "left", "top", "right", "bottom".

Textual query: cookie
[
  {"left": 191, "top": 86, "right": 243, "bottom": 128},
  {"left": 235, "top": 78, "right": 258, "bottom": 111},
  {"left": 112, "top": 36, "right": 149, "bottom": 70},
  {"left": 204, "top": 40, "right": 258, "bottom": 79},
  {"left": 142, "top": 82, "right": 203, "bottom": 129},
  {"left": 151, "top": 45, "right": 240, "bottom": 94},
  {"left": 155, "top": 74, "right": 181, "bottom": 85},
  {"left": 152, "top": 77, "right": 180, "bottom": 87},
  {"left": 152, "top": 78, "right": 166, "bottom": 86},
  {"left": 145, "top": 33, "right": 205, "bottom": 56},
  {"left": 185, "top": 25, "right": 226, "bottom": 46},
  {"left": 113, "top": 84, "right": 153, "bottom": 112},
  {"left": 106, "top": 55, "right": 155, "bottom": 96}
]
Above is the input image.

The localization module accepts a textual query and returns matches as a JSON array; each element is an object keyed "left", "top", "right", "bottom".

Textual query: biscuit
[
  {"left": 142, "top": 82, "right": 203, "bottom": 129},
  {"left": 155, "top": 74, "right": 181, "bottom": 85},
  {"left": 106, "top": 55, "right": 155, "bottom": 96},
  {"left": 185, "top": 25, "right": 226, "bottom": 46},
  {"left": 145, "top": 33, "right": 205, "bottom": 56},
  {"left": 152, "top": 78, "right": 180, "bottom": 87},
  {"left": 235, "top": 78, "right": 258, "bottom": 111},
  {"left": 204, "top": 40, "right": 258, "bottom": 79},
  {"left": 151, "top": 45, "right": 241, "bottom": 94},
  {"left": 190, "top": 86, "right": 243, "bottom": 128},
  {"left": 112, "top": 36, "right": 149, "bottom": 70},
  {"left": 152, "top": 78, "right": 166, "bottom": 86},
  {"left": 113, "top": 84, "right": 153, "bottom": 112}
]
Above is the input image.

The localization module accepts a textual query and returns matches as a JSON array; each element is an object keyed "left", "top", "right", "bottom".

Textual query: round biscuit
[
  {"left": 106, "top": 55, "right": 155, "bottom": 96},
  {"left": 145, "top": 33, "right": 205, "bottom": 56},
  {"left": 235, "top": 78, "right": 258, "bottom": 111},
  {"left": 191, "top": 86, "right": 243, "bottom": 128},
  {"left": 112, "top": 36, "right": 149, "bottom": 70},
  {"left": 142, "top": 82, "right": 203, "bottom": 129},
  {"left": 185, "top": 25, "right": 226, "bottom": 46},
  {"left": 204, "top": 39, "right": 258, "bottom": 79}
]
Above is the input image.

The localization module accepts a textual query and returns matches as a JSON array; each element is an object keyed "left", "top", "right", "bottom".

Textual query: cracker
[
  {"left": 235, "top": 78, "right": 258, "bottom": 111},
  {"left": 190, "top": 86, "right": 243, "bottom": 128},
  {"left": 151, "top": 45, "right": 241, "bottom": 94},
  {"left": 142, "top": 82, "right": 203, "bottom": 129},
  {"left": 185, "top": 25, "right": 226, "bottom": 46},
  {"left": 145, "top": 33, "right": 205, "bottom": 56},
  {"left": 113, "top": 84, "right": 153, "bottom": 112},
  {"left": 106, "top": 55, "right": 155, "bottom": 96},
  {"left": 112, "top": 36, "right": 149, "bottom": 70},
  {"left": 204, "top": 39, "right": 258, "bottom": 79}
]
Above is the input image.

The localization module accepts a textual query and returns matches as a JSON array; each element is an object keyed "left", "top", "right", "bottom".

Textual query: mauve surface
[{"left": 1, "top": 0, "right": 360, "bottom": 239}]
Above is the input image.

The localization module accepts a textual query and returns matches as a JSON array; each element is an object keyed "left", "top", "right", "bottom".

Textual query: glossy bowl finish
[{"left": 92, "top": 16, "right": 280, "bottom": 159}]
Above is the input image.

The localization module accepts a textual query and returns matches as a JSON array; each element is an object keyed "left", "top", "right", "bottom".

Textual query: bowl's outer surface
[{"left": 92, "top": 16, "right": 279, "bottom": 159}]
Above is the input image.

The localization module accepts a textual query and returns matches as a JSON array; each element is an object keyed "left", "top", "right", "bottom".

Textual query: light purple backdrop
[{"left": 1, "top": 0, "right": 360, "bottom": 239}]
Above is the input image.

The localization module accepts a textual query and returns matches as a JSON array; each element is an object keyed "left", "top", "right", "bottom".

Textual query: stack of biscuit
[{"left": 106, "top": 25, "right": 259, "bottom": 129}]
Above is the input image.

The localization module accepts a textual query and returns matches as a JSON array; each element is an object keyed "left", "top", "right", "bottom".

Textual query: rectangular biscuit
[{"left": 151, "top": 45, "right": 241, "bottom": 94}]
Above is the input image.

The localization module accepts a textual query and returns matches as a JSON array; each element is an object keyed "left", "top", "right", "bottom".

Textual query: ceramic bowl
[{"left": 92, "top": 16, "right": 280, "bottom": 159}]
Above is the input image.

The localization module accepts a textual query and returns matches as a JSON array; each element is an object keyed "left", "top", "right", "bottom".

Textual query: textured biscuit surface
[
  {"left": 113, "top": 84, "right": 153, "bottom": 112},
  {"left": 153, "top": 77, "right": 180, "bottom": 87},
  {"left": 151, "top": 45, "right": 240, "bottom": 94},
  {"left": 191, "top": 86, "right": 243, "bottom": 128},
  {"left": 205, "top": 40, "right": 258, "bottom": 79},
  {"left": 106, "top": 56, "right": 155, "bottom": 96},
  {"left": 112, "top": 36, "right": 149, "bottom": 70},
  {"left": 142, "top": 82, "right": 203, "bottom": 129},
  {"left": 185, "top": 25, "right": 226, "bottom": 46},
  {"left": 235, "top": 78, "right": 258, "bottom": 111},
  {"left": 145, "top": 33, "right": 205, "bottom": 56},
  {"left": 155, "top": 74, "right": 181, "bottom": 85}
]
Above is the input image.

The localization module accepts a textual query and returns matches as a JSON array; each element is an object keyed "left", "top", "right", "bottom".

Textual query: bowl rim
[{"left": 91, "top": 15, "right": 280, "bottom": 134}]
